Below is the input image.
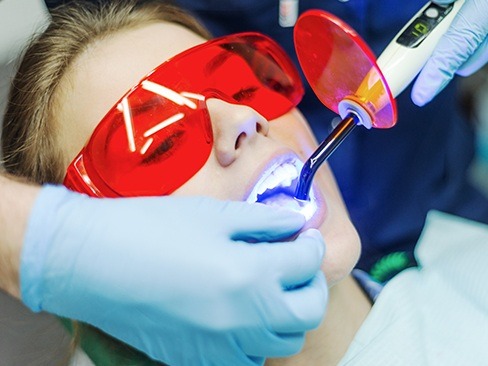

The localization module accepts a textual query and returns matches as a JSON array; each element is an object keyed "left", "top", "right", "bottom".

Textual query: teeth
[
  {"left": 281, "top": 164, "right": 298, "bottom": 186},
  {"left": 245, "top": 158, "right": 318, "bottom": 219},
  {"left": 257, "top": 184, "right": 267, "bottom": 195},
  {"left": 246, "top": 159, "right": 302, "bottom": 203},
  {"left": 259, "top": 193, "right": 317, "bottom": 220},
  {"left": 263, "top": 172, "right": 282, "bottom": 191}
]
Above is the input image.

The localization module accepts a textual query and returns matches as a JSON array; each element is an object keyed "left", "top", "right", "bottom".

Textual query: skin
[
  {"left": 0, "top": 175, "right": 40, "bottom": 298},
  {"left": 54, "top": 22, "right": 372, "bottom": 363}
]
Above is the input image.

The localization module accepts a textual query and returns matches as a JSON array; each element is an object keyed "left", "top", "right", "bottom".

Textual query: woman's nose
[{"left": 206, "top": 98, "right": 269, "bottom": 167}]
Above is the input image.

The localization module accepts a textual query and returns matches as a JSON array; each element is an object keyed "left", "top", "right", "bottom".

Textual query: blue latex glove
[
  {"left": 21, "top": 185, "right": 327, "bottom": 366},
  {"left": 412, "top": 0, "right": 488, "bottom": 106}
]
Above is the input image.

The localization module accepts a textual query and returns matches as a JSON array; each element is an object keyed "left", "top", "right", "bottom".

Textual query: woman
[{"left": 3, "top": 1, "right": 488, "bottom": 365}]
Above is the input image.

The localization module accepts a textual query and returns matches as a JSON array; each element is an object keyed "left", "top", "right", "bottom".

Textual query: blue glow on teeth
[
  {"left": 246, "top": 159, "right": 317, "bottom": 220},
  {"left": 259, "top": 193, "right": 317, "bottom": 220}
]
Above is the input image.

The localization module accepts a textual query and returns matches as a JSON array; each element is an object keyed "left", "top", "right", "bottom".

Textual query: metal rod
[{"left": 294, "top": 113, "right": 359, "bottom": 201}]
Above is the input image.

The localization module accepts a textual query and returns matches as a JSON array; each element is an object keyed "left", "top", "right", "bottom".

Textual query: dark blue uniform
[{"left": 47, "top": 0, "right": 488, "bottom": 280}]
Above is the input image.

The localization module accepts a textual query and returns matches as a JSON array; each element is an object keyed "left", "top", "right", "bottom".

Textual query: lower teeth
[
  {"left": 260, "top": 193, "right": 302, "bottom": 211},
  {"left": 259, "top": 193, "right": 317, "bottom": 220}
]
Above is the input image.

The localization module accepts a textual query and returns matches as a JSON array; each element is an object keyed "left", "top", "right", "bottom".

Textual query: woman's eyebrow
[{"left": 204, "top": 50, "right": 232, "bottom": 76}]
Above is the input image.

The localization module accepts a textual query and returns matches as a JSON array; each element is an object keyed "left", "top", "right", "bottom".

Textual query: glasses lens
[
  {"left": 148, "top": 33, "right": 304, "bottom": 119},
  {"left": 84, "top": 89, "right": 212, "bottom": 196},
  {"left": 66, "top": 33, "right": 303, "bottom": 197}
]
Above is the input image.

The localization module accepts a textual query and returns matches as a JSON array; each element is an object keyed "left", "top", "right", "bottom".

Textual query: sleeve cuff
[{"left": 20, "top": 184, "right": 70, "bottom": 311}]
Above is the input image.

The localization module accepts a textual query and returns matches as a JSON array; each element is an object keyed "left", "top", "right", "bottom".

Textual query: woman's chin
[{"left": 320, "top": 220, "right": 361, "bottom": 286}]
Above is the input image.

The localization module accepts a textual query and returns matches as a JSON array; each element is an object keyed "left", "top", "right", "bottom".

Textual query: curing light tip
[{"left": 294, "top": 113, "right": 359, "bottom": 201}]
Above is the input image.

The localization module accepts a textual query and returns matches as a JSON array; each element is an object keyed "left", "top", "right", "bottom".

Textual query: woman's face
[{"left": 54, "top": 22, "right": 360, "bottom": 285}]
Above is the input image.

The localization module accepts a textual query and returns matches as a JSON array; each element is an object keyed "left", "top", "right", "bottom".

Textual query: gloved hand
[
  {"left": 412, "top": 0, "right": 488, "bottom": 106},
  {"left": 21, "top": 185, "right": 327, "bottom": 366}
]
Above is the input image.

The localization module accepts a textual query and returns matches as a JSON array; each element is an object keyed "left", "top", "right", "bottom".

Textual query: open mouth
[
  {"left": 246, "top": 158, "right": 318, "bottom": 220},
  {"left": 246, "top": 159, "right": 300, "bottom": 203}
]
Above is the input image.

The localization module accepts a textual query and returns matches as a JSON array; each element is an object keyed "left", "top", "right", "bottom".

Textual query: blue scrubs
[{"left": 174, "top": 0, "right": 488, "bottom": 277}]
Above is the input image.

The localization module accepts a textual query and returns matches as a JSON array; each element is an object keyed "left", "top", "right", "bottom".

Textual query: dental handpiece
[{"left": 294, "top": 0, "right": 465, "bottom": 201}]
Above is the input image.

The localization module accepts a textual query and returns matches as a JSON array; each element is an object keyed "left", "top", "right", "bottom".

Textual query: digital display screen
[
  {"left": 412, "top": 21, "right": 430, "bottom": 37},
  {"left": 396, "top": 3, "right": 453, "bottom": 48}
]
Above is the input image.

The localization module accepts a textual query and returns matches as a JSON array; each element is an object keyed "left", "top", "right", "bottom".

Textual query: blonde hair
[
  {"left": 1, "top": 2, "right": 211, "bottom": 364},
  {"left": 2, "top": 0, "right": 211, "bottom": 184}
]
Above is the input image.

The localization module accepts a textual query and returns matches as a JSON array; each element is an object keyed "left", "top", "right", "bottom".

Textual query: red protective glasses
[{"left": 63, "top": 32, "right": 304, "bottom": 197}]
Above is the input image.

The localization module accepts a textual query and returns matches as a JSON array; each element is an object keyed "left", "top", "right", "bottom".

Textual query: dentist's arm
[
  {"left": 0, "top": 174, "right": 38, "bottom": 298},
  {"left": 0, "top": 174, "right": 327, "bottom": 366},
  {"left": 412, "top": 0, "right": 488, "bottom": 106}
]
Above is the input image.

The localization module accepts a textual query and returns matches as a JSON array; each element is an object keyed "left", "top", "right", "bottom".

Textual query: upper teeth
[{"left": 246, "top": 159, "right": 301, "bottom": 203}]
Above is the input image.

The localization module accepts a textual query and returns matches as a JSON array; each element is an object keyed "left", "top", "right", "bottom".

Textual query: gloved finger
[
  {"left": 433, "top": 0, "right": 455, "bottom": 4},
  {"left": 237, "top": 327, "right": 306, "bottom": 358},
  {"left": 412, "top": 0, "right": 488, "bottom": 106},
  {"left": 223, "top": 202, "right": 306, "bottom": 242},
  {"left": 269, "top": 229, "right": 325, "bottom": 288},
  {"left": 270, "top": 271, "right": 328, "bottom": 333},
  {"left": 457, "top": 36, "right": 488, "bottom": 76}
]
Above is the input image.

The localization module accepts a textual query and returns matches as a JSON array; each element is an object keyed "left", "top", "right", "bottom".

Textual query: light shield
[{"left": 294, "top": 10, "right": 397, "bottom": 129}]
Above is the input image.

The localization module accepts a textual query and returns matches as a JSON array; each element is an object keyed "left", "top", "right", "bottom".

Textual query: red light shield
[{"left": 294, "top": 10, "right": 397, "bottom": 128}]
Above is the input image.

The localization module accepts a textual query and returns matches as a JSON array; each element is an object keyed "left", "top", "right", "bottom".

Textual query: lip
[{"left": 244, "top": 149, "right": 327, "bottom": 230}]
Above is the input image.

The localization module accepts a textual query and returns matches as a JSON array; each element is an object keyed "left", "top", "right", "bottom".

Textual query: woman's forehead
[
  {"left": 56, "top": 22, "right": 206, "bottom": 162},
  {"left": 74, "top": 22, "right": 205, "bottom": 115}
]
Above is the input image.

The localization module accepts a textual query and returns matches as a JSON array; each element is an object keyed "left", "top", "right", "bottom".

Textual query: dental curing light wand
[
  {"left": 294, "top": 0, "right": 465, "bottom": 201},
  {"left": 294, "top": 113, "right": 359, "bottom": 200}
]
